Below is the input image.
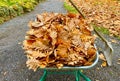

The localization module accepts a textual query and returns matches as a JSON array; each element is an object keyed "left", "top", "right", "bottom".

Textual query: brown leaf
[
  {"left": 110, "top": 39, "right": 117, "bottom": 43},
  {"left": 67, "top": 13, "right": 76, "bottom": 18},
  {"left": 117, "top": 58, "right": 120, "bottom": 65},
  {"left": 3, "top": 72, "right": 7, "bottom": 76},
  {"left": 87, "top": 47, "right": 96, "bottom": 57},
  {"left": 99, "top": 53, "right": 106, "bottom": 61},
  {"left": 117, "top": 62, "right": 120, "bottom": 65},
  {"left": 101, "top": 61, "right": 107, "bottom": 67},
  {"left": 56, "top": 45, "right": 68, "bottom": 58},
  {"left": 84, "top": 61, "right": 93, "bottom": 66},
  {"left": 23, "top": 13, "right": 96, "bottom": 71},
  {"left": 56, "top": 63, "right": 63, "bottom": 69},
  {"left": 26, "top": 50, "right": 46, "bottom": 58}
]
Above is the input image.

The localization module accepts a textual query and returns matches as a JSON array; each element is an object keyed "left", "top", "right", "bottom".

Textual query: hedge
[{"left": 0, "top": 0, "right": 44, "bottom": 24}]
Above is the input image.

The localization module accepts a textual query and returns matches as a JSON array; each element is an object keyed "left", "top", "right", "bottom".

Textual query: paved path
[{"left": 0, "top": 0, "right": 120, "bottom": 81}]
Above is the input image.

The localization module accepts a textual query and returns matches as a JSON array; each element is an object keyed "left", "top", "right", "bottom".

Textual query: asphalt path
[{"left": 0, "top": 0, "right": 120, "bottom": 81}]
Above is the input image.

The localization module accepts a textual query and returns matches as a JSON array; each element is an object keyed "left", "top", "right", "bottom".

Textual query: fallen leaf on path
[
  {"left": 96, "top": 67, "right": 100, "bottom": 70},
  {"left": 96, "top": 80, "right": 99, "bottom": 81},
  {"left": 99, "top": 53, "right": 106, "bottom": 61},
  {"left": 117, "top": 58, "right": 120, "bottom": 64},
  {"left": 18, "top": 42, "right": 22, "bottom": 45},
  {"left": 117, "top": 62, "right": 120, "bottom": 65},
  {"left": 3, "top": 72, "right": 7, "bottom": 76},
  {"left": 101, "top": 61, "right": 107, "bottom": 67},
  {"left": 110, "top": 39, "right": 117, "bottom": 43}
]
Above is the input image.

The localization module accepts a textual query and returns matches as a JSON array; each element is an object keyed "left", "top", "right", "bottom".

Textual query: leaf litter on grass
[{"left": 65, "top": 0, "right": 120, "bottom": 37}]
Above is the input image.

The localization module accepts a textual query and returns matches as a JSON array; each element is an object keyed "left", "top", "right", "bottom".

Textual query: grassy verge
[
  {"left": 92, "top": 25, "right": 110, "bottom": 35},
  {"left": 64, "top": 2, "right": 78, "bottom": 13},
  {"left": 0, "top": 0, "right": 45, "bottom": 24}
]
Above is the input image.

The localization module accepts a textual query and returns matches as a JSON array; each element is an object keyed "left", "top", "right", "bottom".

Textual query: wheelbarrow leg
[
  {"left": 78, "top": 71, "right": 91, "bottom": 81},
  {"left": 39, "top": 70, "right": 47, "bottom": 81},
  {"left": 75, "top": 71, "right": 80, "bottom": 81}
]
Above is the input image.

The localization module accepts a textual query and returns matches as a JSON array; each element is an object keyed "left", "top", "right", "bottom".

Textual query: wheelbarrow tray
[
  {"left": 40, "top": 45, "right": 99, "bottom": 70},
  {"left": 39, "top": 45, "right": 99, "bottom": 81}
]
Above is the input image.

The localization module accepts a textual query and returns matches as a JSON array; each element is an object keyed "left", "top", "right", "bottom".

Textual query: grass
[
  {"left": 93, "top": 25, "right": 110, "bottom": 35},
  {"left": 117, "top": 36, "right": 120, "bottom": 40},
  {"left": 64, "top": 2, "right": 78, "bottom": 13}
]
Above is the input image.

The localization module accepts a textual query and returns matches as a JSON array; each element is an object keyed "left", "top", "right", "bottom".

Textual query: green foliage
[
  {"left": 0, "top": 0, "right": 44, "bottom": 24},
  {"left": 117, "top": 36, "right": 120, "bottom": 40},
  {"left": 64, "top": 2, "right": 78, "bottom": 13},
  {"left": 93, "top": 25, "right": 110, "bottom": 35},
  {"left": 0, "top": 17, "right": 4, "bottom": 24}
]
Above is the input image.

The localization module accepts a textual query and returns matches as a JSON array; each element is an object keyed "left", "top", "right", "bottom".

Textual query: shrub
[{"left": 0, "top": 0, "right": 44, "bottom": 24}]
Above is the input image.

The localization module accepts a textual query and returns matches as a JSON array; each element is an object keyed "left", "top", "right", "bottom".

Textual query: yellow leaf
[
  {"left": 101, "top": 61, "right": 107, "bottom": 67},
  {"left": 99, "top": 53, "right": 106, "bottom": 61}
]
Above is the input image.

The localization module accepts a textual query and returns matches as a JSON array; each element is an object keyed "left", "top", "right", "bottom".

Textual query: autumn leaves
[{"left": 23, "top": 13, "right": 96, "bottom": 71}]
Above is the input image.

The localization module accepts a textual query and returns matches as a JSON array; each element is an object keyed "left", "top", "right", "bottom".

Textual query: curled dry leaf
[
  {"left": 110, "top": 39, "right": 117, "bottom": 43},
  {"left": 23, "top": 13, "right": 96, "bottom": 71},
  {"left": 101, "top": 61, "right": 107, "bottom": 67},
  {"left": 99, "top": 53, "right": 106, "bottom": 61}
]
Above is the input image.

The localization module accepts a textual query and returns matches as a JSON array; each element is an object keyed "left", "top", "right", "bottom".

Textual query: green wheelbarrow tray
[{"left": 39, "top": 45, "right": 99, "bottom": 81}]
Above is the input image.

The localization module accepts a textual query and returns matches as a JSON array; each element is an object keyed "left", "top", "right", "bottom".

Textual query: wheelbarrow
[
  {"left": 39, "top": 45, "right": 99, "bottom": 81},
  {"left": 38, "top": 0, "right": 113, "bottom": 80}
]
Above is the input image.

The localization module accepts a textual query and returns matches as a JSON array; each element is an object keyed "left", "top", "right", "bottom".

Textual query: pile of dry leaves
[
  {"left": 65, "top": 0, "right": 120, "bottom": 36},
  {"left": 23, "top": 13, "right": 96, "bottom": 71}
]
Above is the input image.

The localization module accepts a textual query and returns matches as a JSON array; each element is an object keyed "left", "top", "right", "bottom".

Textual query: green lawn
[{"left": 64, "top": 2, "right": 78, "bottom": 13}]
